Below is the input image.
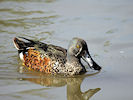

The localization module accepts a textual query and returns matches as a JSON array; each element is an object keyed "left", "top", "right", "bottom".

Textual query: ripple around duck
[
  {"left": 0, "top": 15, "right": 58, "bottom": 27},
  {"left": 11, "top": 11, "right": 44, "bottom": 16},
  {"left": 0, "top": 0, "right": 57, "bottom": 3},
  {"left": 0, "top": 8, "right": 44, "bottom": 15}
]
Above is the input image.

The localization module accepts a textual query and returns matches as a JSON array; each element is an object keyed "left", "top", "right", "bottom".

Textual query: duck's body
[{"left": 13, "top": 37, "right": 101, "bottom": 75}]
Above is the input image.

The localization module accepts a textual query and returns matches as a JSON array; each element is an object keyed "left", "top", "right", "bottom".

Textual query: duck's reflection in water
[
  {"left": 67, "top": 77, "right": 100, "bottom": 100},
  {"left": 19, "top": 67, "right": 100, "bottom": 100}
]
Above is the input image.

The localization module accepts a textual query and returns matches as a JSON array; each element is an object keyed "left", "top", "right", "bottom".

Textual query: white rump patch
[{"left": 19, "top": 52, "right": 24, "bottom": 61}]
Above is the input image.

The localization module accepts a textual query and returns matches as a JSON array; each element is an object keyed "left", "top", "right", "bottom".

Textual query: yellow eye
[{"left": 76, "top": 45, "right": 80, "bottom": 48}]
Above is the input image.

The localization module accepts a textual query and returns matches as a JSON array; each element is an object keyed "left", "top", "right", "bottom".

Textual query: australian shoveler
[{"left": 13, "top": 37, "right": 101, "bottom": 76}]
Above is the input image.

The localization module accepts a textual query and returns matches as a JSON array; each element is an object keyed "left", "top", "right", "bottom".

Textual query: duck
[{"left": 13, "top": 37, "right": 101, "bottom": 76}]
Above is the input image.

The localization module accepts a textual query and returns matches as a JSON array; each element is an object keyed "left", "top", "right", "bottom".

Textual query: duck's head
[{"left": 67, "top": 37, "right": 101, "bottom": 71}]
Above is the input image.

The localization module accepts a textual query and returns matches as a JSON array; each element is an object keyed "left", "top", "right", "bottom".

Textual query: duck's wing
[
  {"left": 47, "top": 44, "right": 67, "bottom": 58},
  {"left": 13, "top": 37, "right": 67, "bottom": 55},
  {"left": 13, "top": 37, "right": 67, "bottom": 73}
]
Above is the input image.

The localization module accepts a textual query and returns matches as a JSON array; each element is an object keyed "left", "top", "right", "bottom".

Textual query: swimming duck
[{"left": 13, "top": 37, "right": 101, "bottom": 75}]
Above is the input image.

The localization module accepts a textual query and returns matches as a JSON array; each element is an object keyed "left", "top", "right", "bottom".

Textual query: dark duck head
[{"left": 67, "top": 38, "right": 101, "bottom": 71}]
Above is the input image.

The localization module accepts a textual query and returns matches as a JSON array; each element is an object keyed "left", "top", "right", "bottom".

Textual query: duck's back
[{"left": 13, "top": 37, "right": 67, "bottom": 74}]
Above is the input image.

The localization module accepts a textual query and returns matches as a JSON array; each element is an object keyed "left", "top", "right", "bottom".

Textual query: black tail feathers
[
  {"left": 13, "top": 37, "right": 35, "bottom": 50},
  {"left": 13, "top": 37, "right": 25, "bottom": 50}
]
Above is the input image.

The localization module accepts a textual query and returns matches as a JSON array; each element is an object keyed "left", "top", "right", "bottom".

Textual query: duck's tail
[
  {"left": 13, "top": 37, "right": 37, "bottom": 61},
  {"left": 13, "top": 37, "right": 25, "bottom": 50},
  {"left": 13, "top": 37, "right": 37, "bottom": 50}
]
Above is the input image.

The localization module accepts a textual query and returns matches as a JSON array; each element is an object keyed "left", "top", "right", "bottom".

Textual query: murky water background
[{"left": 0, "top": 0, "right": 133, "bottom": 100}]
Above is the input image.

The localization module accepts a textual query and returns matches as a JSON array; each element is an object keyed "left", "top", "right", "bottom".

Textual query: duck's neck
[
  {"left": 67, "top": 55, "right": 80, "bottom": 63},
  {"left": 66, "top": 55, "right": 86, "bottom": 75}
]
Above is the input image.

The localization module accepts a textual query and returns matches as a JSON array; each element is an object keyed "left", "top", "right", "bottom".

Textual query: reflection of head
[{"left": 67, "top": 77, "right": 100, "bottom": 100}]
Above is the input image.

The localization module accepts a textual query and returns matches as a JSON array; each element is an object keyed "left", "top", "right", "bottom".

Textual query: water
[{"left": 0, "top": 0, "right": 133, "bottom": 100}]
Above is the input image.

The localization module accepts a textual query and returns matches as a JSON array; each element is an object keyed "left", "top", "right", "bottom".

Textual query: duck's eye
[{"left": 76, "top": 45, "right": 80, "bottom": 49}]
